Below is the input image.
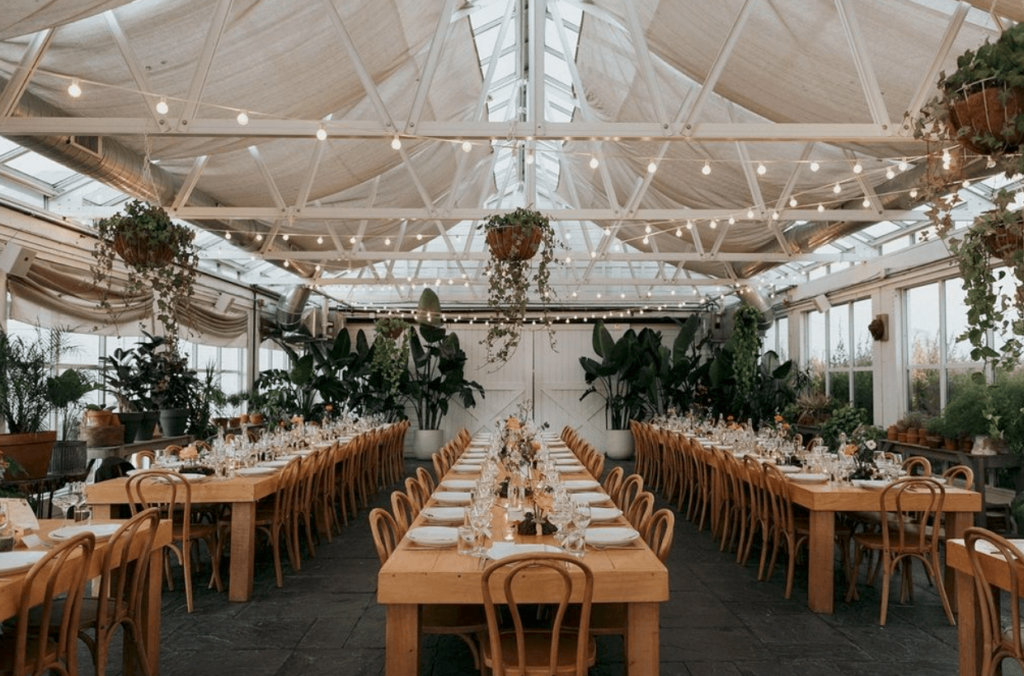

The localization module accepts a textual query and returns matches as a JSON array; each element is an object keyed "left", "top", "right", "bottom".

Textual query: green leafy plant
[
  {"left": 818, "top": 403, "right": 869, "bottom": 451},
  {"left": 731, "top": 304, "right": 763, "bottom": 402},
  {"left": 371, "top": 317, "right": 411, "bottom": 399},
  {"left": 91, "top": 199, "right": 199, "bottom": 351},
  {"left": 579, "top": 322, "right": 648, "bottom": 430},
  {"left": 46, "top": 368, "right": 97, "bottom": 441},
  {"left": 401, "top": 323, "right": 484, "bottom": 430},
  {"left": 0, "top": 328, "right": 84, "bottom": 435},
  {"left": 479, "top": 207, "right": 559, "bottom": 366}
]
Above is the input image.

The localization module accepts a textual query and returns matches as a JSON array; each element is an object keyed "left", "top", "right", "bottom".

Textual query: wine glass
[
  {"left": 51, "top": 490, "right": 75, "bottom": 526},
  {"left": 572, "top": 503, "right": 592, "bottom": 532},
  {"left": 69, "top": 482, "right": 90, "bottom": 524}
]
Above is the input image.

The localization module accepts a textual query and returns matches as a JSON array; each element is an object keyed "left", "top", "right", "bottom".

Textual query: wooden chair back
[
  {"left": 902, "top": 456, "right": 932, "bottom": 477},
  {"left": 481, "top": 553, "right": 595, "bottom": 676},
  {"left": 618, "top": 474, "right": 644, "bottom": 512},
  {"left": 369, "top": 507, "right": 402, "bottom": 565},
  {"left": 643, "top": 508, "right": 675, "bottom": 562},
  {"left": 942, "top": 464, "right": 974, "bottom": 490},
  {"left": 626, "top": 491, "right": 655, "bottom": 533},
  {"left": 405, "top": 476, "right": 430, "bottom": 512},
  {"left": 879, "top": 477, "right": 944, "bottom": 554},
  {"left": 416, "top": 466, "right": 436, "bottom": 495},
  {"left": 391, "top": 490, "right": 418, "bottom": 537},
  {"left": 601, "top": 466, "right": 625, "bottom": 505},
  {"left": 432, "top": 453, "right": 449, "bottom": 485},
  {"left": 964, "top": 526, "right": 1024, "bottom": 675}
]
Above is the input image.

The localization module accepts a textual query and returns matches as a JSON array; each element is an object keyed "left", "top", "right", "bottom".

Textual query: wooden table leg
[
  {"left": 945, "top": 512, "right": 973, "bottom": 613},
  {"left": 956, "top": 566, "right": 981, "bottom": 676},
  {"left": 808, "top": 509, "right": 836, "bottom": 614},
  {"left": 386, "top": 604, "right": 420, "bottom": 676},
  {"left": 131, "top": 538, "right": 165, "bottom": 676},
  {"left": 229, "top": 501, "right": 256, "bottom": 602},
  {"left": 626, "top": 602, "right": 660, "bottom": 676}
]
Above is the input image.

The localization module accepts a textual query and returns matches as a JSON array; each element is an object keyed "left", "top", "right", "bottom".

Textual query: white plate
[
  {"left": 236, "top": 466, "right": 277, "bottom": 477},
  {"left": 0, "top": 551, "right": 46, "bottom": 576},
  {"left": 440, "top": 479, "right": 476, "bottom": 490},
  {"left": 452, "top": 464, "right": 482, "bottom": 473},
  {"left": 853, "top": 479, "right": 890, "bottom": 490},
  {"left": 486, "top": 543, "right": 563, "bottom": 560},
  {"left": 570, "top": 492, "right": 611, "bottom": 505},
  {"left": 775, "top": 465, "right": 802, "bottom": 474},
  {"left": 590, "top": 506, "right": 624, "bottom": 522},
  {"left": 562, "top": 479, "right": 601, "bottom": 491},
  {"left": 432, "top": 491, "right": 472, "bottom": 504},
  {"left": 295, "top": 450, "right": 315, "bottom": 457},
  {"left": 460, "top": 454, "right": 487, "bottom": 461},
  {"left": 406, "top": 526, "right": 458, "bottom": 547},
  {"left": 420, "top": 507, "right": 466, "bottom": 523},
  {"left": 585, "top": 527, "right": 640, "bottom": 546},
  {"left": 50, "top": 523, "right": 121, "bottom": 541},
  {"left": 557, "top": 465, "right": 587, "bottom": 473},
  {"left": 554, "top": 458, "right": 581, "bottom": 465},
  {"left": 787, "top": 473, "right": 830, "bottom": 484},
  {"left": 260, "top": 460, "right": 291, "bottom": 468},
  {"left": 179, "top": 473, "right": 210, "bottom": 483}
]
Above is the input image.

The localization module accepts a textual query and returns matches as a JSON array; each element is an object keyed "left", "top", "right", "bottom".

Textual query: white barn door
[{"left": 534, "top": 326, "right": 606, "bottom": 450}]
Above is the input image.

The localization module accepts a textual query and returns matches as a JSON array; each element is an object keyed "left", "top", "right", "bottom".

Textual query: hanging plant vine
[{"left": 731, "top": 303, "right": 763, "bottom": 402}]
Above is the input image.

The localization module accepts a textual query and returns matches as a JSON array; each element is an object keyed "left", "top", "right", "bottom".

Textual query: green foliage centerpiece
[
  {"left": 91, "top": 199, "right": 199, "bottom": 349},
  {"left": 480, "top": 207, "right": 558, "bottom": 366}
]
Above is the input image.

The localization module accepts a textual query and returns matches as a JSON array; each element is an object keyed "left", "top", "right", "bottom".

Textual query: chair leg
[
  {"left": 931, "top": 552, "right": 956, "bottom": 626},
  {"left": 879, "top": 556, "right": 893, "bottom": 626},
  {"left": 181, "top": 540, "right": 195, "bottom": 613}
]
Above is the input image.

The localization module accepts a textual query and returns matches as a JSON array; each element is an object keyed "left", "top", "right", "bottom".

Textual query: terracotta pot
[
  {"left": 925, "top": 434, "right": 942, "bottom": 449},
  {"left": 897, "top": 433, "right": 908, "bottom": 444},
  {"left": 0, "top": 431, "right": 57, "bottom": 480},
  {"left": 229, "top": 417, "right": 241, "bottom": 428},
  {"left": 486, "top": 225, "right": 543, "bottom": 261},
  {"left": 80, "top": 424, "right": 125, "bottom": 448},
  {"left": 249, "top": 413, "right": 265, "bottom": 425},
  {"left": 887, "top": 426, "right": 899, "bottom": 441},
  {"left": 83, "top": 409, "right": 117, "bottom": 427},
  {"left": 943, "top": 438, "right": 958, "bottom": 451},
  {"left": 960, "top": 438, "right": 974, "bottom": 452},
  {"left": 950, "top": 85, "right": 1024, "bottom": 154},
  {"left": 113, "top": 232, "right": 174, "bottom": 268},
  {"left": 239, "top": 413, "right": 250, "bottom": 424}
]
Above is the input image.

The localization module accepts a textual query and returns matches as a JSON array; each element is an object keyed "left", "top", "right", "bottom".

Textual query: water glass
[
  {"left": 457, "top": 525, "right": 476, "bottom": 556},
  {"left": 563, "top": 526, "right": 586, "bottom": 558}
]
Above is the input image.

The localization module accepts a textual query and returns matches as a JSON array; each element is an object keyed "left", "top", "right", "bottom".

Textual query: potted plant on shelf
[
  {"left": 149, "top": 340, "right": 199, "bottom": 438},
  {"left": 479, "top": 207, "right": 559, "bottom": 367},
  {"left": 102, "top": 339, "right": 155, "bottom": 443},
  {"left": 90, "top": 199, "right": 199, "bottom": 350},
  {"left": 46, "top": 367, "right": 97, "bottom": 475},
  {"left": 578, "top": 321, "right": 648, "bottom": 459},
  {"left": 401, "top": 323, "right": 484, "bottom": 459}
]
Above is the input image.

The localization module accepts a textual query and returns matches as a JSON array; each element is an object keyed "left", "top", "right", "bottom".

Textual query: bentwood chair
[
  {"left": 761, "top": 463, "right": 810, "bottom": 599},
  {"left": 0, "top": 532, "right": 95, "bottom": 676},
  {"left": 369, "top": 508, "right": 487, "bottom": 667},
  {"left": 481, "top": 553, "right": 596, "bottom": 676},
  {"left": 405, "top": 476, "right": 430, "bottom": 512},
  {"left": 415, "top": 466, "right": 437, "bottom": 495},
  {"left": 964, "top": 527, "right": 1024, "bottom": 676},
  {"left": 902, "top": 456, "right": 932, "bottom": 477},
  {"left": 126, "top": 469, "right": 222, "bottom": 613},
  {"left": 254, "top": 457, "right": 302, "bottom": 587},
  {"left": 617, "top": 474, "right": 644, "bottom": 513},
  {"left": 846, "top": 477, "right": 955, "bottom": 626},
  {"left": 601, "top": 466, "right": 625, "bottom": 506},
  {"left": 391, "top": 490, "right": 418, "bottom": 537}
]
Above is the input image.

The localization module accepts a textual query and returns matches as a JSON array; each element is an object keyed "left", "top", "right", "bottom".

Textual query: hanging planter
[
  {"left": 91, "top": 199, "right": 199, "bottom": 350},
  {"left": 479, "top": 207, "right": 559, "bottom": 367},
  {"left": 980, "top": 209, "right": 1024, "bottom": 261},
  {"left": 948, "top": 83, "right": 1024, "bottom": 155}
]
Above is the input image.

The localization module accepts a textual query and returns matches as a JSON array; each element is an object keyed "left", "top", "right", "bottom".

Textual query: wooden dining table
[
  {"left": 87, "top": 470, "right": 281, "bottom": 602},
  {"left": 378, "top": 443, "right": 670, "bottom": 676},
  {"left": 789, "top": 480, "right": 981, "bottom": 614},
  {"left": 0, "top": 518, "right": 172, "bottom": 676}
]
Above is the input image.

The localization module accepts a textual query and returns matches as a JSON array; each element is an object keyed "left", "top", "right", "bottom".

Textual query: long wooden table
[
  {"left": 0, "top": 519, "right": 172, "bottom": 676},
  {"left": 378, "top": 445, "right": 669, "bottom": 676},
  {"left": 790, "top": 481, "right": 981, "bottom": 614},
  {"left": 87, "top": 471, "right": 280, "bottom": 602}
]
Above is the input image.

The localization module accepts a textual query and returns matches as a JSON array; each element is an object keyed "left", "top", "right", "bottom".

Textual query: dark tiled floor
[{"left": 92, "top": 460, "right": 983, "bottom": 675}]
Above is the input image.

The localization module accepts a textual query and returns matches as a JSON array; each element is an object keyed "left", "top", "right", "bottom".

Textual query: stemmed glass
[
  {"left": 51, "top": 489, "right": 75, "bottom": 526},
  {"left": 468, "top": 502, "right": 492, "bottom": 558},
  {"left": 69, "top": 482, "right": 90, "bottom": 524}
]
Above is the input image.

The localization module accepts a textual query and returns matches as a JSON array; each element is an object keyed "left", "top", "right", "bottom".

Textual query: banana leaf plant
[
  {"left": 635, "top": 315, "right": 704, "bottom": 418},
  {"left": 401, "top": 323, "right": 484, "bottom": 430},
  {"left": 578, "top": 322, "right": 648, "bottom": 430}
]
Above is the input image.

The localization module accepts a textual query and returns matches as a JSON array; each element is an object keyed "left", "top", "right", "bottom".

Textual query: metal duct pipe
[
  {"left": 1, "top": 79, "right": 317, "bottom": 279},
  {"left": 736, "top": 285, "right": 774, "bottom": 330},
  {"left": 273, "top": 286, "right": 312, "bottom": 331}
]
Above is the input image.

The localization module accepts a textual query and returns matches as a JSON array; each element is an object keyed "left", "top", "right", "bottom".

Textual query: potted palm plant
[
  {"left": 479, "top": 207, "right": 559, "bottom": 367},
  {"left": 578, "top": 322, "right": 648, "bottom": 459},
  {"left": 46, "top": 367, "right": 97, "bottom": 475},
  {"left": 400, "top": 323, "right": 484, "bottom": 459}
]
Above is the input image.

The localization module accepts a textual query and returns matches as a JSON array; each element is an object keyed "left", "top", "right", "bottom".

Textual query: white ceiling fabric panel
[{"left": 0, "top": 0, "right": 133, "bottom": 40}]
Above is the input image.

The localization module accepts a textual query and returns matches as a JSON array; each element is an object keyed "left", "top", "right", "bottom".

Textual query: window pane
[
  {"left": 197, "top": 344, "right": 218, "bottom": 371},
  {"left": 221, "top": 347, "right": 241, "bottom": 373},
  {"left": 829, "top": 305, "right": 849, "bottom": 368},
  {"left": 829, "top": 371, "right": 850, "bottom": 403},
  {"left": 806, "top": 311, "right": 826, "bottom": 394},
  {"left": 944, "top": 279, "right": 973, "bottom": 367},
  {"left": 906, "top": 283, "right": 940, "bottom": 365},
  {"left": 852, "top": 299, "right": 873, "bottom": 367},
  {"left": 908, "top": 368, "right": 941, "bottom": 415},
  {"left": 853, "top": 371, "right": 873, "bottom": 418},
  {"left": 776, "top": 317, "right": 789, "bottom": 361}
]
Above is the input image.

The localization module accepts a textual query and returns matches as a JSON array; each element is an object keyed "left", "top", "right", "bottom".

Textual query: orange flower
[
  {"left": 180, "top": 444, "right": 199, "bottom": 460},
  {"left": 842, "top": 443, "right": 858, "bottom": 456},
  {"left": 531, "top": 440, "right": 541, "bottom": 451},
  {"left": 774, "top": 414, "right": 784, "bottom": 423}
]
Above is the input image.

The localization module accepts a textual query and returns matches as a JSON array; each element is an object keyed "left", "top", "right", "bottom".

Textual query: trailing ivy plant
[
  {"left": 91, "top": 199, "right": 199, "bottom": 351},
  {"left": 731, "top": 304, "right": 763, "bottom": 403},
  {"left": 479, "top": 207, "right": 559, "bottom": 367},
  {"left": 371, "top": 317, "right": 411, "bottom": 398}
]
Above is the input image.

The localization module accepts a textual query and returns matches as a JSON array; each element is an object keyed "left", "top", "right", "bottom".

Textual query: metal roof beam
[
  {"left": 177, "top": 0, "right": 233, "bottom": 129},
  {"left": 0, "top": 29, "right": 53, "bottom": 121}
]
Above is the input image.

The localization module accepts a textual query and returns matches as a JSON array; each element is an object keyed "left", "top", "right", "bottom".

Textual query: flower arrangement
[{"left": 479, "top": 207, "right": 559, "bottom": 366}]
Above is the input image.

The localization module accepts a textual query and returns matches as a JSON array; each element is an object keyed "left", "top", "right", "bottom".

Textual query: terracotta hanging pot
[
  {"left": 486, "top": 224, "right": 543, "bottom": 261},
  {"left": 114, "top": 232, "right": 174, "bottom": 268},
  {"left": 950, "top": 85, "right": 1024, "bottom": 154}
]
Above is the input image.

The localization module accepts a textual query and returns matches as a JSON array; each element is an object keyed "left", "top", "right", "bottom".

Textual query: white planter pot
[
  {"left": 414, "top": 429, "right": 445, "bottom": 460},
  {"left": 604, "top": 429, "right": 635, "bottom": 460}
]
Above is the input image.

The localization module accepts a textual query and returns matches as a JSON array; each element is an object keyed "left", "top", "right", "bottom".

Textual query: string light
[
  {"left": 675, "top": 227, "right": 682, "bottom": 237},
  {"left": 898, "top": 158, "right": 909, "bottom": 171},
  {"left": 909, "top": 188, "right": 918, "bottom": 198},
  {"left": 416, "top": 233, "right": 423, "bottom": 240},
  {"left": 317, "top": 236, "right": 323, "bottom": 244},
  {"left": 788, "top": 197, "right": 797, "bottom": 207},
  {"left": 701, "top": 161, "right": 711, "bottom": 176},
  {"left": 771, "top": 211, "right": 779, "bottom": 220},
  {"left": 349, "top": 236, "right": 356, "bottom": 244},
  {"left": 833, "top": 182, "right": 842, "bottom": 194},
  {"left": 644, "top": 224, "right": 651, "bottom": 234},
  {"left": 746, "top": 208, "right": 754, "bottom": 219},
  {"left": 686, "top": 220, "right": 693, "bottom": 230},
  {"left": 282, "top": 233, "right": 289, "bottom": 241},
  {"left": 67, "top": 79, "right": 82, "bottom": 98},
  {"left": 461, "top": 140, "right": 472, "bottom": 153},
  {"left": 809, "top": 160, "right": 820, "bottom": 172},
  {"left": 862, "top": 197, "right": 871, "bottom": 208},
  {"left": 885, "top": 167, "right": 895, "bottom": 179},
  {"left": 316, "top": 125, "right": 327, "bottom": 141},
  {"left": 525, "top": 151, "right": 535, "bottom": 165},
  {"left": 817, "top": 203, "right": 824, "bottom": 213},
  {"left": 391, "top": 136, "right": 402, "bottom": 150},
  {"left": 756, "top": 162, "right": 767, "bottom": 176},
  {"left": 987, "top": 156, "right": 997, "bottom": 169},
  {"left": 642, "top": 236, "right": 649, "bottom": 244},
  {"left": 255, "top": 234, "right": 264, "bottom": 242},
  {"left": 728, "top": 216, "right": 735, "bottom": 225},
  {"left": 647, "top": 161, "right": 657, "bottom": 173},
  {"left": 225, "top": 232, "right": 232, "bottom": 240},
  {"left": 236, "top": 111, "right": 249, "bottom": 125},
  {"left": 709, "top": 219, "right": 717, "bottom": 229},
  {"left": 589, "top": 156, "right": 600, "bottom": 169},
  {"left": 155, "top": 97, "right": 169, "bottom": 115},
  {"left": 384, "top": 237, "right": 391, "bottom": 246},
  {"left": 852, "top": 162, "right": 863, "bottom": 174}
]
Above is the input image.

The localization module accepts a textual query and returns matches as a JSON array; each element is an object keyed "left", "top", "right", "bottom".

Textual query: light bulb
[
  {"left": 862, "top": 198, "right": 871, "bottom": 208},
  {"left": 987, "top": 156, "right": 997, "bottom": 169},
  {"left": 809, "top": 160, "right": 820, "bottom": 172},
  {"left": 771, "top": 211, "right": 779, "bottom": 220},
  {"left": 962, "top": 179, "right": 971, "bottom": 188},
  {"left": 644, "top": 224, "right": 651, "bottom": 234},
  {"left": 385, "top": 237, "right": 391, "bottom": 246},
  {"left": 853, "top": 162, "right": 863, "bottom": 174},
  {"left": 756, "top": 162, "right": 766, "bottom": 176},
  {"left": 589, "top": 156, "right": 599, "bottom": 169},
  {"left": 316, "top": 126, "right": 327, "bottom": 141},
  {"left": 256, "top": 234, "right": 264, "bottom": 242},
  {"left": 686, "top": 220, "right": 693, "bottom": 230},
  {"left": 349, "top": 236, "right": 356, "bottom": 244},
  {"left": 817, "top": 203, "right": 824, "bottom": 213},
  {"left": 675, "top": 227, "right": 682, "bottom": 237},
  {"left": 462, "top": 140, "right": 472, "bottom": 153},
  {"left": 728, "top": 216, "right": 735, "bottom": 225},
  {"left": 885, "top": 167, "right": 895, "bottom": 179},
  {"left": 647, "top": 161, "right": 657, "bottom": 173},
  {"left": 596, "top": 293, "right": 602, "bottom": 299},
  {"left": 391, "top": 136, "right": 402, "bottom": 150},
  {"left": 283, "top": 260, "right": 290, "bottom": 268},
  {"left": 591, "top": 251, "right": 597, "bottom": 258},
  {"left": 565, "top": 256, "right": 572, "bottom": 263},
  {"left": 899, "top": 158, "right": 909, "bottom": 171},
  {"left": 642, "top": 236, "right": 649, "bottom": 244},
  {"left": 416, "top": 233, "right": 423, "bottom": 241},
  {"left": 67, "top": 79, "right": 82, "bottom": 98},
  {"left": 710, "top": 219, "right": 717, "bottom": 229},
  {"left": 746, "top": 208, "right": 754, "bottom": 219},
  {"left": 833, "top": 182, "right": 842, "bottom": 194},
  {"left": 225, "top": 231, "right": 232, "bottom": 240},
  {"left": 789, "top": 197, "right": 797, "bottom": 207},
  {"left": 236, "top": 111, "right": 249, "bottom": 125},
  {"left": 317, "top": 236, "right": 323, "bottom": 244},
  {"left": 910, "top": 188, "right": 918, "bottom": 198},
  {"left": 282, "top": 233, "right": 289, "bottom": 241},
  {"left": 604, "top": 227, "right": 611, "bottom": 236},
  {"left": 525, "top": 151, "right": 535, "bottom": 165},
  {"left": 701, "top": 161, "right": 711, "bottom": 176},
  {"left": 155, "top": 97, "right": 169, "bottom": 115}
]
